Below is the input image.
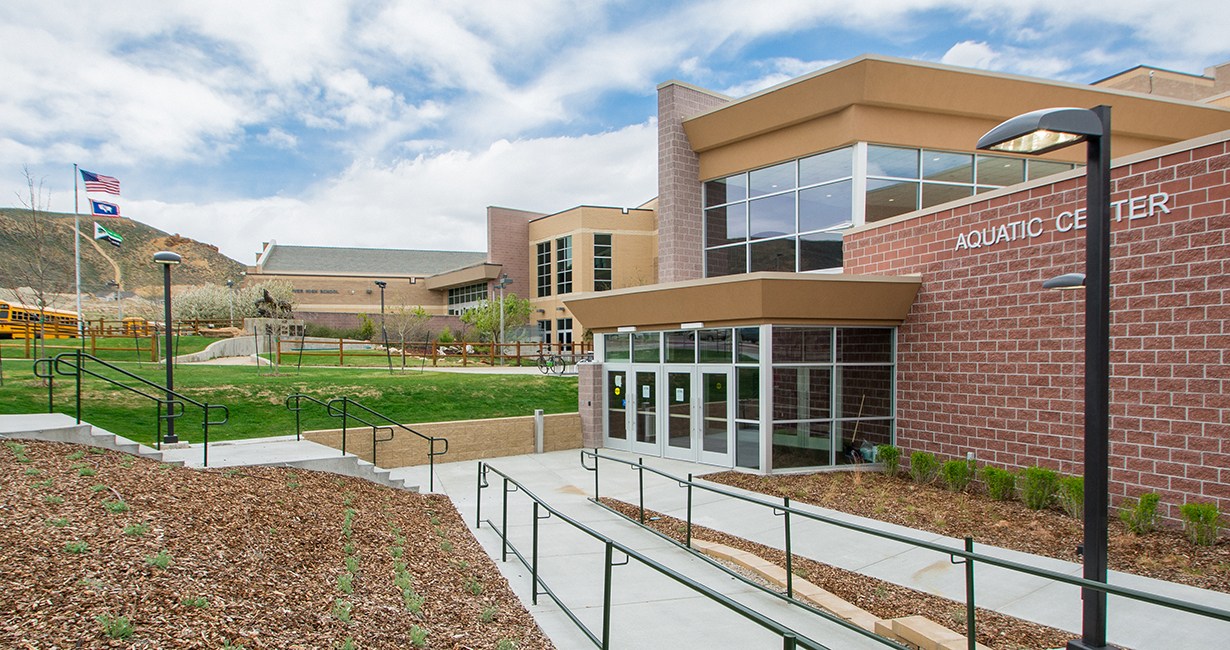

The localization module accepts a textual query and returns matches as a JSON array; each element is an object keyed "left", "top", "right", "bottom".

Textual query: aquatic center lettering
[{"left": 954, "top": 192, "right": 1171, "bottom": 251}]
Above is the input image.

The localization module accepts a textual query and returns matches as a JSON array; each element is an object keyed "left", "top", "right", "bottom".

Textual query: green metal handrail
[
  {"left": 477, "top": 461, "right": 833, "bottom": 650},
  {"left": 44, "top": 351, "right": 228, "bottom": 466},
  {"left": 580, "top": 449, "right": 1230, "bottom": 649},
  {"left": 327, "top": 397, "right": 447, "bottom": 492}
]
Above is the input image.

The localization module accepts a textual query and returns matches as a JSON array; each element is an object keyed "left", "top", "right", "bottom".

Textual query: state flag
[
  {"left": 93, "top": 222, "right": 123, "bottom": 247},
  {"left": 90, "top": 199, "right": 121, "bottom": 218},
  {"left": 81, "top": 169, "right": 121, "bottom": 195}
]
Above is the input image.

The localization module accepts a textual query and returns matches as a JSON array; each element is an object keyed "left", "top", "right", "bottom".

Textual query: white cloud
[
  {"left": 128, "top": 121, "right": 657, "bottom": 261},
  {"left": 257, "top": 128, "right": 298, "bottom": 150},
  {"left": 941, "top": 41, "right": 1000, "bottom": 70}
]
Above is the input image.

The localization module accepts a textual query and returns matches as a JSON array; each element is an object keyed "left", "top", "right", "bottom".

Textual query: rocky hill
[{"left": 0, "top": 207, "right": 245, "bottom": 297}]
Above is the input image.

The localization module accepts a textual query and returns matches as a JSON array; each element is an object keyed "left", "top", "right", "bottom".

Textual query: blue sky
[{"left": 2, "top": 0, "right": 1227, "bottom": 262}]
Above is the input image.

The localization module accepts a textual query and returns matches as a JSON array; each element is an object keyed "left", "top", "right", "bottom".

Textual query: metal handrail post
[
  {"left": 593, "top": 448, "right": 599, "bottom": 499},
  {"left": 686, "top": 473, "right": 693, "bottom": 548},
  {"left": 532, "top": 501, "right": 540, "bottom": 605},
  {"left": 475, "top": 462, "right": 484, "bottom": 528},
  {"left": 637, "top": 457, "right": 645, "bottom": 524},
  {"left": 74, "top": 350, "right": 82, "bottom": 423},
  {"left": 501, "top": 477, "right": 511, "bottom": 562},
  {"left": 203, "top": 404, "right": 210, "bottom": 467},
  {"left": 429, "top": 441, "right": 435, "bottom": 492},
  {"left": 341, "top": 398, "right": 348, "bottom": 456},
  {"left": 784, "top": 496, "right": 793, "bottom": 598},
  {"left": 964, "top": 537, "right": 976, "bottom": 650},
  {"left": 602, "top": 541, "right": 614, "bottom": 650}
]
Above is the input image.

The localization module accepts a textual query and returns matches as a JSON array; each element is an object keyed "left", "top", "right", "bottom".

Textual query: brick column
[
  {"left": 578, "top": 361, "right": 604, "bottom": 448},
  {"left": 657, "top": 82, "right": 730, "bottom": 283}
]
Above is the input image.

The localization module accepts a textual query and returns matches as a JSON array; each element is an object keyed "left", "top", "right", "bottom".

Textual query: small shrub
[
  {"left": 337, "top": 573, "right": 354, "bottom": 595},
  {"left": 44, "top": 494, "right": 65, "bottom": 505},
  {"left": 409, "top": 624, "right": 429, "bottom": 647},
  {"left": 940, "top": 459, "right": 975, "bottom": 492},
  {"left": 88, "top": 447, "right": 107, "bottom": 455},
  {"left": 333, "top": 599, "right": 353, "bottom": 624},
  {"left": 1118, "top": 493, "right": 1161, "bottom": 534},
  {"left": 345, "top": 554, "right": 360, "bottom": 574},
  {"left": 96, "top": 613, "right": 133, "bottom": 639},
  {"left": 908, "top": 451, "right": 939, "bottom": 485},
  {"left": 980, "top": 466, "right": 1017, "bottom": 501},
  {"left": 89, "top": 484, "right": 107, "bottom": 492},
  {"left": 1058, "top": 476, "right": 1084, "bottom": 518},
  {"left": 390, "top": 546, "right": 404, "bottom": 558},
  {"left": 67, "top": 450, "right": 85, "bottom": 461},
  {"left": 221, "top": 640, "right": 247, "bottom": 649},
  {"left": 1018, "top": 466, "right": 1060, "bottom": 510},
  {"left": 465, "top": 576, "right": 483, "bottom": 596},
  {"left": 1179, "top": 503, "right": 1223, "bottom": 546},
  {"left": 436, "top": 326, "right": 455, "bottom": 344},
  {"left": 480, "top": 604, "right": 498, "bottom": 623},
  {"left": 402, "top": 587, "right": 424, "bottom": 614},
  {"left": 497, "top": 640, "right": 518, "bottom": 650},
  {"left": 24, "top": 467, "right": 41, "bottom": 476},
  {"left": 338, "top": 638, "right": 356, "bottom": 650},
  {"left": 102, "top": 499, "right": 129, "bottom": 514},
  {"left": 439, "top": 540, "right": 453, "bottom": 553},
  {"left": 145, "top": 549, "right": 172, "bottom": 569},
  {"left": 875, "top": 445, "right": 900, "bottom": 476},
  {"left": 181, "top": 596, "right": 208, "bottom": 608},
  {"left": 124, "top": 522, "right": 150, "bottom": 537},
  {"left": 35, "top": 479, "right": 54, "bottom": 490},
  {"left": 64, "top": 541, "right": 89, "bottom": 554},
  {"left": 46, "top": 517, "right": 70, "bottom": 527},
  {"left": 77, "top": 466, "right": 96, "bottom": 477}
]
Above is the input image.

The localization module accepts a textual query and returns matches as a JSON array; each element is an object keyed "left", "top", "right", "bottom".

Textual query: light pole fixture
[
  {"left": 495, "top": 274, "right": 513, "bottom": 364},
  {"left": 980, "top": 105, "right": 1113, "bottom": 650},
  {"left": 374, "top": 280, "right": 391, "bottom": 373},
  {"left": 106, "top": 280, "right": 123, "bottom": 323},
  {"left": 153, "top": 251, "right": 182, "bottom": 445},
  {"left": 226, "top": 279, "right": 235, "bottom": 326}
]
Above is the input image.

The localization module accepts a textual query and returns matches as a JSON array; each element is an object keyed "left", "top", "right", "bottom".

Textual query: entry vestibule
[{"left": 598, "top": 324, "right": 897, "bottom": 472}]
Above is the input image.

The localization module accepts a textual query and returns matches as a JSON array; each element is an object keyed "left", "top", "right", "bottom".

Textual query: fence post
[
  {"left": 432, "top": 341, "right": 438, "bottom": 367},
  {"left": 338, "top": 337, "right": 344, "bottom": 366},
  {"left": 516, "top": 340, "right": 522, "bottom": 366}
]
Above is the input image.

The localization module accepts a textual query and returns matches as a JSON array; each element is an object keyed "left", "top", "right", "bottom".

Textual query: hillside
[{"left": 0, "top": 207, "right": 245, "bottom": 297}]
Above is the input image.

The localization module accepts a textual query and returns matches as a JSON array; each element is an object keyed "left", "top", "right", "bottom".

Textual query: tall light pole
[
  {"left": 226, "top": 279, "right": 235, "bottom": 326},
  {"left": 153, "top": 251, "right": 182, "bottom": 445},
  {"left": 978, "top": 106, "right": 1113, "bottom": 650},
  {"left": 495, "top": 273, "right": 513, "bottom": 364},
  {"left": 374, "top": 280, "right": 392, "bottom": 374}
]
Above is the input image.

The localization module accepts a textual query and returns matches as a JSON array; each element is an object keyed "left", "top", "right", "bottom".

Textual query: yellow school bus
[{"left": 0, "top": 300, "right": 80, "bottom": 339}]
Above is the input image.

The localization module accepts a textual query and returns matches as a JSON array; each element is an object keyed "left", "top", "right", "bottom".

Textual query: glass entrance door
[
  {"left": 697, "top": 368, "right": 733, "bottom": 466},
  {"left": 604, "top": 370, "right": 629, "bottom": 450},
  {"left": 663, "top": 371, "right": 693, "bottom": 460},
  {"left": 631, "top": 369, "right": 659, "bottom": 455}
]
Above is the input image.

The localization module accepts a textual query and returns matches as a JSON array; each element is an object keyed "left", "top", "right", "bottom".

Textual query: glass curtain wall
[{"left": 703, "top": 145, "right": 1078, "bottom": 277}]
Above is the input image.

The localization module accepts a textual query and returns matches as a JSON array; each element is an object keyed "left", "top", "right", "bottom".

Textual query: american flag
[{"left": 81, "top": 169, "right": 120, "bottom": 195}]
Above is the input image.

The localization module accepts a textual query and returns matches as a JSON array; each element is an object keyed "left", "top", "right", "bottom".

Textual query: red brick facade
[{"left": 843, "top": 133, "right": 1230, "bottom": 519}]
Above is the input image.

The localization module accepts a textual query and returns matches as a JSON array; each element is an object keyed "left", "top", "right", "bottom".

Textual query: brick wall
[
  {"left": 578, "top": 361, "right": 604, "bottom": 447},
  {"left": 657, "top": 82, "right": 730, "bottom": 283},
  {"left": 487, "top": 206, "right": 542, "bottom": 297},
  {"left": 843, "top": 134, "right": 1230, "bottom": 519}
]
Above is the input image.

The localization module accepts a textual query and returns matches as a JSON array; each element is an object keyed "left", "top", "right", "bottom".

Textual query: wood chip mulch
[
  {"left": 598, "top": 497, "right": 1074, "bottom": 650},
  {"left": 702, "top": 470, "right": 1229, "bottom": 593},
  {"left": 0, "top": 438, "right": 553, "bottom": 650}
]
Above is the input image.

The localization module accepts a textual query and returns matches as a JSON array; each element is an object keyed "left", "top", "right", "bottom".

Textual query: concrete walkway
[{"left": 389, "top": 450, "right": 1230, "bottom": 650}]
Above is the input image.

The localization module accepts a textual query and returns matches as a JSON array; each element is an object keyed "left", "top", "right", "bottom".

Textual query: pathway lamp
[
  {"left": 495, "top": 274, "right": 513, "bottom": 364},
  {"left": 153, "top": 251, "right": 182, "bottom": 444},
  {"left": 375, "top": 280, "right": 392, "bottom": 373},
  {"left": 979, "top": 106, "right": 1113, "bottom": 650}
]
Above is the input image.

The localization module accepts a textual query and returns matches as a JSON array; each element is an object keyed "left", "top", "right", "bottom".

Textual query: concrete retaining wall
[{"left": 303, "top": 412, "right": 582, "bottom": 468}]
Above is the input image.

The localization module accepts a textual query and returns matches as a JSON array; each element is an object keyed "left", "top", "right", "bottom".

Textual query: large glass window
[
  {"left": 537, "top": 319, "right": 552, "bottom": 344},
  {"left": 447, "top": 282, "right": 487, "bottom": 315},
  {"left": 631, "top": 332, "right": 660, "bottom": 363},
  {"left": 556, "top": 318, "right": 573, "bottom": 350},
  {"left": 698, "top": 328, "right": 732, "bottom": 363},
  {"left": 665, "top": 330, "right": 696, "bottom": 363},
  {"left": 536, "top": 242, "right": 551, "bottom": 298},
  {"left": 604, "top": 333, "right": 629, "bottom": 361},
  {"left": 594, "top": 233, "right": 612, "bottom": 291},
  {"left": 555, "top": 236, "right": 572, "bottom": 295},
  {"left": 749, "top": 237, "right": 796, "bottom": 272}
]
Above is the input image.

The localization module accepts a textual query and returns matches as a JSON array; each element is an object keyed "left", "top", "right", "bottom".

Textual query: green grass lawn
[
  {"left": 1, "top": 336, "right": 214, "bottom": 364},
  {"left": 0, "top": 358, "right": 578, "bottom": 447}
]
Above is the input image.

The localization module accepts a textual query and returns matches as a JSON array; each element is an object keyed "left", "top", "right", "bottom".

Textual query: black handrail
[
  {"left": 45, "top": 351, "right": 228, "bottom": 467},
  {"left": 477, "top": 461, "right": 832, "bottom": 650},
  {"left": 580, "top": 449, "right": 1230, "bottom": 648},
  {"left": 286, "top": 393, "right": 386, "bottom": 458},
  {"left": 328, "top": 397, "right": 448, "bottom": 492}
]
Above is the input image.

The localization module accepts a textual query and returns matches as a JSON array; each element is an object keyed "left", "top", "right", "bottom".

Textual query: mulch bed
[
  {"left": 702, "top": 470, "right": 1229, "bottom": 594},
  {"left": 0, "top": 439, "right": 552, "bottom": 649},
  {"left": 599, "top": 497, "right": 1074, "bottom": 650}
]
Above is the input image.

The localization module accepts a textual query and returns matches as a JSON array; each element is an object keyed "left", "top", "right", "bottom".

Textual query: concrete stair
[{"left": 279, "top": 454, "right": 418, "bottom": 492}]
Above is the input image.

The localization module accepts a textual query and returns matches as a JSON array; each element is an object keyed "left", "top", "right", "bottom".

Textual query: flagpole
[{"left": 73, "top": 164, "right": 84, "bottom": 342}]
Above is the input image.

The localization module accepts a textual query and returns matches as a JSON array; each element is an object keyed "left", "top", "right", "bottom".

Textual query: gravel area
[{"left": 0, "top": 439, "right": 552, "bottom": 649}]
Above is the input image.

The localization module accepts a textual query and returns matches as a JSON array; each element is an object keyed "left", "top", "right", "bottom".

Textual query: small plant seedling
[
  {"left": 44, "top": 494, "right": 65, "bottom": 505},
  {"left": 102, "top": 499, "right": 130, "bottom": 514},
  {"left": 4, "top": 441, "right": 27, "bottom": 455},
  {"left": 338, "top": 638, "right": 356, "bottom": 650},
  {"left": 450, "top": 559, "right": 469, "bottom": 571},
  {"left": 46, "top": 517, "right": 70, "bottom": 527},
  {"left": 95, "top": 613, "right": 133, "bottom": 639},
  {"left": 221, "top": 640, "right": 248, "bottom": 649},
  {"left": 480, "top": 604, "right": 498, "bottom": 623},
  {"left": 496, "top": 639, "right": 518, "bottom": 650},
  {"left": 67, "top": 450, "right": 85, "bottom": 461},
  {"left": 181, "top": 596, "right": 208, "bottom": 608},
  {"left": 332, "top": 599, "right": 353, "bottom": 624},
  {"left": 439, "top": 540, "right": 453, "bottom": 553},
  {"left": 88, "top": 447, "right": 107, "bottom": 455},
  {"left": 402, "top": 588, "right": 424, "bottom": 614},
  {"left": 89, "top": 484, "right": 107, "bottom": 493},
  {"left": 64, "top": 541, "right": 89, "bottom": 554},
  {"left": 429, "top": 515, "right": 441, "bottom": 526},
  {"left": 1119, "top": 493, "right": 1161, "bottom": 534},
  {"left": 344, "top": 555, "right": 360, "bottom": 574},
  {"left": 337, "top": 572, "right": 354, "bottom": 595},
  {"left": 145, "top": 550, "right": 172, "bottom": 569},
  {"left": 35, "top": 478, "right": 54, "bottom": 489},
  {"left": 1180, "top": 502, "right": 1223, "bottom": 546},
  {"left": 77, "top": 466, "right": 97, "bottom": 477},
  {"left": 158, "top": 463, "right": 173, "bottom": 470},
  {"left": 390, "top": 546, "right": 404, "bottom": 558},
  {"left": 344, "top": 542, "right": 356, "bottom": 556},
  {"left": 24, "top": 467, "right": 41, "bottom": 476},
  {"left": 223, "top": 469, "right": 241, "bottom": 478},
  {"left": 465, "top": 577, "right": 483, "bottom": 596},
  {"left": 120, "top": 457, "right": 134, "bottom": 468},
  {"left": 408, "top": 624, "right": 429, "bottom": 647},
  {"left": 124, "top": 522, "right": 150, "bottom": 537}
]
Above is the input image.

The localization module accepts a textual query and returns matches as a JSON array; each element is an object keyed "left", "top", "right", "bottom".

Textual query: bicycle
[{"left": 537, "top": 354, "right": 566, "bottom": 375}]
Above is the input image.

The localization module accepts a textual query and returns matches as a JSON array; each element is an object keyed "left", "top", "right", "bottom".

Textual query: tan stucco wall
[{"left": 303, "top": 412, "right": 582, "bottom": 468}]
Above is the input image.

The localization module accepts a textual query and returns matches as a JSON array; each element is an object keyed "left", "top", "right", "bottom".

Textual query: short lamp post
[
  {"left": 978, "top": 106, "right": 1113, "bottom": 650},
  {"left": 226, "top": 279, "right": 235, "bottom": 326},
  {"left": 374, "top": 280, "right": 392, "bottom": 373},
  {"left": 495, "top": 274, "right": 513, "bottom": 363},
  {"left": 153, "top": 251, "right": 182, "bottom": 445}
]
